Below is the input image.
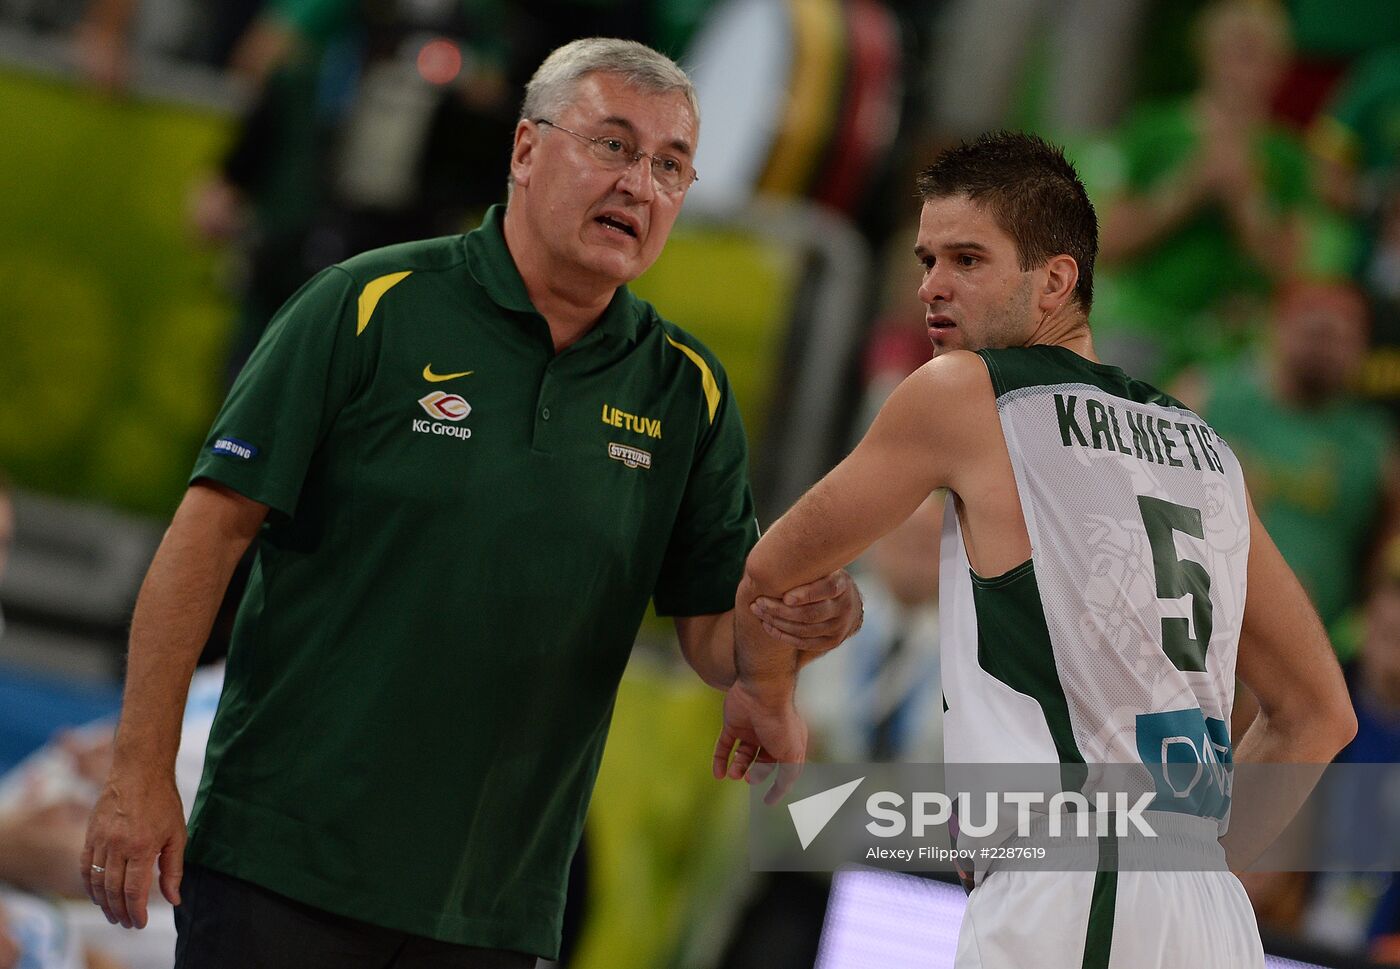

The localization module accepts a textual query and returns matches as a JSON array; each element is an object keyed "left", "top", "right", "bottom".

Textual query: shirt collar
[{"left": 465, "top": 204, "right": 643, "bottom": 344}]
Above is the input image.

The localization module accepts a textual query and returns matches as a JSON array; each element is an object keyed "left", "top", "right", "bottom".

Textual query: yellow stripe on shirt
[
  {"left": 357, "top": 271, "right": 413, "bottom": 335},
  {"left": 665, "top": 335, "right": 721, "bottom": 424}
]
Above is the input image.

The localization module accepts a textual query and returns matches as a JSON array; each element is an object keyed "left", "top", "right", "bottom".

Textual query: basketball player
[{"left": 716, "top": 132, "right": 1357, "bottom": 968}]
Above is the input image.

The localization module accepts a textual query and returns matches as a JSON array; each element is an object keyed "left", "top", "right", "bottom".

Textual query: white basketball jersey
[{"left": 940, "top": 346, "right": 1250, "bottom": 823}]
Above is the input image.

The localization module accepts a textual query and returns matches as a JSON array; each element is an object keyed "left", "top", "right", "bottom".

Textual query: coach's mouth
[
  {"left": 595, "top": 210, "right": 640, "bottom": 239},
  {"left": 927, "top": 314, "right": 956, "bottom": 331}
]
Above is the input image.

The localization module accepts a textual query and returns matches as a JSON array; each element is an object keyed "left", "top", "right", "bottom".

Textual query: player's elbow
[
  {"left": 1324, "top": 696, "right": 1359, "bottom": 757},
  {"left": 1309, "top": 674, "right": 1358, "bottom": 758},
  {"left": 736, "top": 545, "right": 785, "bottom": 609},
  {"left": 1263, "top": 685, "right": 1357, "bottom": 761}
]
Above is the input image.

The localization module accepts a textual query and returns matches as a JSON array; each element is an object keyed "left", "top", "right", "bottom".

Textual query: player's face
[
  {"left": 510, "top": 72, "right": 697, "bottom": 289},
  {"left": 915, "top": 196, "right": 1037, "bottom": 356}
]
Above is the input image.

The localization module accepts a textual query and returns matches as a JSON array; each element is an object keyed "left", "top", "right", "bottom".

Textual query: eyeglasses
[{"left": 534, "top": 118, "right": 698, "bottom": 192}]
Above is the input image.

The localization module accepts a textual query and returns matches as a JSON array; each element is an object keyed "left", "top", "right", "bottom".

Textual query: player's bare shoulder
[
  {"left": 862, "top": 349, "right": 1002, "bottom": 495},
  {"left": 911, "top": 349, "right": 995, "bottom": 396},
  {"left": 903, "top": 350, "right": 1000, "bottom": 441}
]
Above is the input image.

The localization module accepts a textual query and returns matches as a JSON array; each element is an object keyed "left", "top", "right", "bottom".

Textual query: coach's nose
[{"left": 616, "top": 155, "right": 657, "bottom": 202}]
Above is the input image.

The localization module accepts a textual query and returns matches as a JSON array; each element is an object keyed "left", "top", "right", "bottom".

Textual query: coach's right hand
[{"left": 81, "top": 768, "right": 185, "bottom": 929}]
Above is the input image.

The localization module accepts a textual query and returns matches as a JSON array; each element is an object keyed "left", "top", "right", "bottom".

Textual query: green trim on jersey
[
  {"left": 978, "top": 345, "right": 1186, "bottom": 410},
  {"left": 970, "top": 562, "right": 1086, "bottom": 771},
  {"left": 1081, "top": 835, "right": 1119, "bottom": 969},
  {"left": 184, "top": 205, "right": 757, "bottom": 958}
]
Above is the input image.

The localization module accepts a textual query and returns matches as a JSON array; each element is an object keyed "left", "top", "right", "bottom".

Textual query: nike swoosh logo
[{"left": 423, "top": 364, "right": 474, "bottom": 383}]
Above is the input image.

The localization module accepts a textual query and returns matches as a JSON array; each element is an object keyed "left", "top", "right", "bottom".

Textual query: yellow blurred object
[
  {"left": 0, "top": 68, "right": 234, "bottom": 514},
  {"left": 758, "top": 0, "right": 846, "bottom": 198},
  {"left": 574, "top": 662, "right": 749, "bottom": 969}
]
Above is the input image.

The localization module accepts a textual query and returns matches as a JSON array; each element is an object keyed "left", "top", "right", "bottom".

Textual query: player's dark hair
[
  {"left": 0, "top": 467, "right": 10, "bottom": 498},
  {"left": 917, "top": 131, "right": 1098, "bottom": 313}
]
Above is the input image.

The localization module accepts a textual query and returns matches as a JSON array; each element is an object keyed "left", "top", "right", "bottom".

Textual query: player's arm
[
  {"left": 713, "top": 355, "right": 979, "bottom": 793},
  {"left": 83, "top": 481, "right": 266, "bottom": 929},
  {"left": 719, "top": 354, "right": 974, "bottom": 755},
  {"left": 1221, "top": 492, "right": 1358, "bottom": 871},
  {"left": 673, "top": 570, "right": 864, "bottom": 690},
  {"left": 733, "top": 355, "right": 978, "bottom": 692}
]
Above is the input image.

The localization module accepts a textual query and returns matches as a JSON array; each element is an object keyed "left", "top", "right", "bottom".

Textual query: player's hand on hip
[
  {"left": 749, "top": 569, "right": 863, "bottom": 655},
  {"left": 81, "top": 769, "right": 186, "bottom": 929},
  {"left": 712, "top": 681, "right": 807, "bottom": 805}
]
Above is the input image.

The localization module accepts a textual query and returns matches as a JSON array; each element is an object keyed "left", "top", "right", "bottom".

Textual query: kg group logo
[{"left": 419, "top": 391, "right": 471, "bottom": 421}]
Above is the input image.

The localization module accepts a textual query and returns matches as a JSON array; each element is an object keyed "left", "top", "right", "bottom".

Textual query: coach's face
[
  {"left": 915, "top": 195, "right": 1037, "bottom": 356},
  {"left": 509, "top": 72, "right": 697, "bottom": 291}
]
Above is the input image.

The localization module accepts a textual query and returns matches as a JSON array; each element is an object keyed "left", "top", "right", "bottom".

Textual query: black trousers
[{"left": 173, "top": 863, "right": 538, "bottom": 969}]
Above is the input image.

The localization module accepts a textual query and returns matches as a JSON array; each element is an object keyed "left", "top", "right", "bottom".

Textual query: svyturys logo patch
[
  {"left": 608, "top": 442, "right": 652, "bottom": 469},
  {"left": 419, "top": 391, "right": 471, "bottom": 421}
]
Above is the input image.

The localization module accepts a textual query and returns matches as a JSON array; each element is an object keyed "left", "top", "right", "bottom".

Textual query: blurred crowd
[{"left": 2, "top": 0, "right": 1400, "bottom": 966}]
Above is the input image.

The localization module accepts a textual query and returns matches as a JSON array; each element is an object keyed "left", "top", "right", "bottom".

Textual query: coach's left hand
[{"left": 749, "top": 569, "right": 863, "bottom": 658}]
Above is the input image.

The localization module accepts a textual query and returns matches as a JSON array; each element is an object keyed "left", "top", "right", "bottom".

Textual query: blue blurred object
[
  {"left": 0, "top": 887, "right": 82, "bottom": 969},
  {"left": 0, "top": 663, "right": 120, "bottom": 775}
]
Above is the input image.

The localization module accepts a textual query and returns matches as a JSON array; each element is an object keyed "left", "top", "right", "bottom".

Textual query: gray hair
[{"left": 520, "top": 37, "right": 699, "bottom": 129}]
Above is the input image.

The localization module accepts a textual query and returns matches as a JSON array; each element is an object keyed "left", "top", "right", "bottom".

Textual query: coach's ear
[
  {"left": 510, "top": 119, "right": 539, "bottom": 188},
  {"left": 1038, "top": 254, "right": 1079, "bottom": 315}
]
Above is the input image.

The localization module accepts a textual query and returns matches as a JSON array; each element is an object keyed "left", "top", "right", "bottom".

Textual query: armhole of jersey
[{"left": 975, "top": 349, "right": 1008, "bottom": 400}]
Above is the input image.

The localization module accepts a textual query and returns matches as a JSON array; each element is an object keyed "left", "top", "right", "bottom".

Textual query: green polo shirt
[
  {"left": 1086, "top": 99, "right": 1317, "bottom": 381},
  {"left": 184, "top": 205, "right": 757, "bottom": 957}
]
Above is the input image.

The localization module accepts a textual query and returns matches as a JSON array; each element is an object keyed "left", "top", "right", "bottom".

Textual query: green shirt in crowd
[
  {"left": 1314, "top": 45, "right": 1400, "bottom": 177},
  {"left": 1087, "top": 100, "right": 1317, "bottom": 382},
  {"left": 184, "top": 205, "right": 758, "bottom": 957},
  {"left": 1204, "top": 361, "right": 1395, "bottom": 644},
  {"left": 1286, "top": 0, "right": 1400, "bottom": 58}
]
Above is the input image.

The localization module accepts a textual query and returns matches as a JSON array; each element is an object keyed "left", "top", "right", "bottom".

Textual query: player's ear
[
  {"left": 1039, "top": 254, "right": 1079, "bottom": 315},
  {"left": 510, "top": 119, "right": 538, "bottom": 188}
]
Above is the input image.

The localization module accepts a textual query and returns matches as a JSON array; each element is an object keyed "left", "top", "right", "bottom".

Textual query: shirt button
[{"left": 542, "top": 407, "right": 551, "bottom": 420}]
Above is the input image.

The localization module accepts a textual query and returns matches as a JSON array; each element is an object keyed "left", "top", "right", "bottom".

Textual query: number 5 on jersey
[{"left": 1137, "top": 495, "right": 1213, "bottom": 673}]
